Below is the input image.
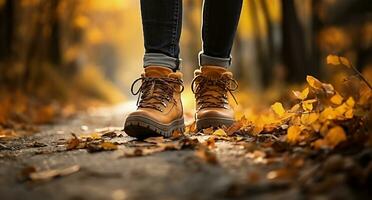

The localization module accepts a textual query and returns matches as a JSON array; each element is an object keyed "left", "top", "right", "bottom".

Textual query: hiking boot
[
  {"left": 124, "top": 66, "right": 185, "bottom": 138},
  {"left": 192, "top": 66, "right": 238, "bottom": 130}
]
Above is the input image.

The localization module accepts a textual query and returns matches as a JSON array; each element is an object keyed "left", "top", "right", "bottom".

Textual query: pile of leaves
[{"left": 186, "top": 55, "right": 371, "bottom": 152}]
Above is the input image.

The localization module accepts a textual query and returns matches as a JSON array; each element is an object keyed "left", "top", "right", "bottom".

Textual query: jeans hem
[
  {"left": 198, "top": 52, "right": 232, "bottom": 68},
  {"left": 143, "top": 53, "right": 180, "bottom": 71}
]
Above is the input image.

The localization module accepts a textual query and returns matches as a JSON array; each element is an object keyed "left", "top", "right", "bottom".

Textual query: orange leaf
[
  {"left": 326, "top": 54, "right": 352, "bottom": 68},
  {"left": 325, "top": 126, "right": 347, "bottom": 147},
  {"left": 300, "top": 113, "right": 319, "bottom": 125},
  {"left": 306, "top": 76, "right": 323, "bottom": 90},
  {"left": 287, "top": 125, "right": 301, "bottom": 144},
  {"left": 330, "top": 93, "right": 343, "bottom": 105}
]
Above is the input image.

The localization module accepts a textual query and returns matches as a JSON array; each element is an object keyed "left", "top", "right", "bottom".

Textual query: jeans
[{"left": 140, "top": 0, "right": 243, "bottom": 71}]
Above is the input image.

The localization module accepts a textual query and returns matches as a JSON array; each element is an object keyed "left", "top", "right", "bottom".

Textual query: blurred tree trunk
[
  {"left": 0, "top": 0, "right": 14, "bottom": 61},
  {"left": 249, "top": 0, "right": 269, "bottom": 87},
  {"left": 310, "top": 0, "right": 322, "bottom": 78},
  {"left": 281, "top": 0, "right": 311, "bottom": 82},
  {"left": 48, "top": 0, "right": 62, "bottom": 66},
  {"left": 24, "top": 0, "right": 62, "bottom": 90}
]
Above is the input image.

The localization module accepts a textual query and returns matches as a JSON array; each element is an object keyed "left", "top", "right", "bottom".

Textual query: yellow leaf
[
  {"left": 301, "top": 113, "right": 319, "bottom": 125},
  {"left": 289, "top": 104, "right": 301, "bottom": 113},
  {"left": 306, "top": 76, "right": 323, "bottom": 90},
  {"left": 335, "top": 103, "right": 348, "bottom": 116},
  {"left": 346, "top": 97, "right": 355, "bottom": 108},
  {"left": 326, "top": 54, "right": 351, "bottom": 68},
  {"left": 292, "top": 87, "right": 309, "bottom": 100},
  {"left": 287, "top": 125, "right": 301, "bottom": 144},
  {"left": 212, "top": 129, "right": 227, "bottom": 137},
  {"left": 306, "top": 75, "right": 334, "bottom": 95},
  {"left": 302, "top": 99, "right": 317, "bottom": 111},
  {"left": 271, "top": 102, "right": 285, "bottom": 116},
  {"left": 325, "top": 126, "right": 347, "bottom": 147},
  {"left": 330, "top": 93, "right": 343, "bottom": 105}
]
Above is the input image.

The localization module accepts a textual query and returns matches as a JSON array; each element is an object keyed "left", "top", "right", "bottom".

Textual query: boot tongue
[
  {"left": 145, "top": 66, "right": 173, "bottom": 78},
  {"left": 200, "top": 66, "right": 227, "bottom": 79}
]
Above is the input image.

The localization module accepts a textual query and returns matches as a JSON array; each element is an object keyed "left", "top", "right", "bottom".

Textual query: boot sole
[
  {"left": 124, "top": 115, "right": 185, "bottom": 139},
  {"left": 196, "top": 117, "right": 234, "bottom": 130}
]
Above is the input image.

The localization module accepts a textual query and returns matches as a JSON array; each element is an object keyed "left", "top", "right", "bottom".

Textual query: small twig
[
  {"left": 339, "top": 56, "right": 372, "bottom": 90},
  {"left": 351, "top": 64, "right": 372, "bottom": 90}
]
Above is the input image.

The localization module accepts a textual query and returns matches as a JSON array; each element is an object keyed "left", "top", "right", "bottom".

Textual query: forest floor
[{"left": 0, "top": 101, "right": 370, "bottom": 200}]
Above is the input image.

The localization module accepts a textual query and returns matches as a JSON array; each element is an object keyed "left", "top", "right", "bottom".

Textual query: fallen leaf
[
  {"left": 271, "top": 102, "right": 285, "bottom": 117},
  {"left": 326, "top": 54, "right": 352, "bottom": 68},
  {"left": 330, "top": 93, "right": 343, "bottom": 105},
  {"left": 203, "top": 127, "right": 214, "bottom": 135},
  {"left": 226, "top": 121, "right": 243, "bottom": 135},
  {"left": 302, "top": 99, "right": 317, "bottom": 111},
  {"left": 306, "top": 76, "right": 323, "bottom": 90},
  {"left": 101, "top": 142, "right": 118, "bottom": 150},
  {"left": 66, "top": 134, "right": 81, "bottom": 150},
  {"left": 287, "top": 125, "right": 301, "bottom": 144},
  {"left": 195, "top": 147, "right": 218, "bottom": 164},
  {"left": 144, "top": 137, "right": 165, "bottom": 144},
  {"left": 292, "top": 87, "right": 309, "bottom": 100},
  {"left": 346, "top": 97, "right": 355, "bottom": 108},
  {"left": 325, "top": 126, "right": 347, "bottom": 147},
  {"left": 213, "top": 129, "right": 227, "bottom": 137},
  {"left": 28, "top": 165, "right": 80, "bottom": 181},
  {"left": 301, "top": 113, "right": 319, "bottom": 125}
]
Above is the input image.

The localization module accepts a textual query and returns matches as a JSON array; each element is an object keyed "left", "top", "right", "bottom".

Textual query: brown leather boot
[
  {"left": 124, "top": 66, "right": 185, "bottom": 138},
  {"left": 192, "top": 66, "right": 238, "bottom": 130}
]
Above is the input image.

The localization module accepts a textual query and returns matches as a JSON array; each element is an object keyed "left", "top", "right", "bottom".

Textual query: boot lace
[
  {"left": 131, "top": 76, "right": 184, "bottom": 112},
  {"left": 191, "top": 74, "right": 238, "bottom": 109}
]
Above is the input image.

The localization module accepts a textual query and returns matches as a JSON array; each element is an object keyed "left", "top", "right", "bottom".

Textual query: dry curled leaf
[
  {"left": 28, "top": 165, "right": 80, "bottom": 181},
  {"left": 195, "top": 147, "right": 218, "bottom": 164}
]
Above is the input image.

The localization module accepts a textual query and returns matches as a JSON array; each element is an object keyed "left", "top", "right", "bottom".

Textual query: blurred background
[{"left": 0, "top": 0, "right": 371, "bottom": 121}]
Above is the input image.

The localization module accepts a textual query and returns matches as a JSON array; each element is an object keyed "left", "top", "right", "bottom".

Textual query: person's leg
[
  {"left": 124, "top": 0, "right": 184, "bottom": 138},
  {"left": 193, "top": 0, "right": 243, "bottom": 130},
  {"left": 199, "top": 0, "right": 243, "bottom": 68},
  {"left": 141, "top": 0, "right": 182, "bottom": 71}
]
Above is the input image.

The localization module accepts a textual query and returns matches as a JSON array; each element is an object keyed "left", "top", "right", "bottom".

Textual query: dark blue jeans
[{"left": 141, "top": 0, "right": 243, "bottom": 71}]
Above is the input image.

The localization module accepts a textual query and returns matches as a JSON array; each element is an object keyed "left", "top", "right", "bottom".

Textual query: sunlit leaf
[
  {"left": 213, "top": 129, "right": 227, "bottom": 137},
  {"left": 330, "top": 93, "right": 343, "bottom": 105},
  {"left": 292, "top": 87, "right": 309, "bottom": 100},
  {"left": 326, "top": 54, "right": 352, "bottom": 68},
  {"left": 302, "top": 99, "right": 317, "bottom": 111},
  {"left": 300, "top": 113, "right": 319, "bottom": 125},
  {"left": 271, "top": 102, "right": 285, "bottom": 117},
  {"left": 345, "top": 109, "right": 354, "bottom": 119},
  {"left": 325, "top": 126, "right": 347, "bottom": 147},
  {"left": 306, "top": 76, "right": 323, "bottom": 90},
  {"left": 287, "top": 125, "right": 301, "bottom": 144},
  {"left": 346, "top": 97, "right": 355, "bottom": 108}
]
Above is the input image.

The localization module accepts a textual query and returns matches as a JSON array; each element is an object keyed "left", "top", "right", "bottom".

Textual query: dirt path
[{"left": 0, "top": 103, "right": 370, "bottom": 200}]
